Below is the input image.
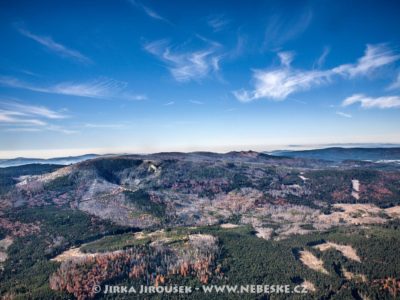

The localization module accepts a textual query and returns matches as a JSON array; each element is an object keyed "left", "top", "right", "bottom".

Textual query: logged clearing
[
  {"left": 342, "top": 268, "right": 353, "bottom": 280},
  {"left": 299, "top": 175, "right": 309, "bottom": 181},
  {"left": 334, "top": 203, "right": 381, "bottom": 214},
  {"left": 51, "top": 247, "right": 99, "bottom": 262},
  {"left": 314, "top": 241, "right": 361, "bottom": 262},
  {"left": 299, "top": 250, "right": 329, "bottom": 274},
  {"left": 220, "top": 223, "right": 240, "bottom": 229},
  {"left": 317, "top": 203, "right": 388, "bottom": 227},
  {"left": 342, "top": 267, "right": 367, "bottom": 282},
  {"left": 351, "top": 179, "right": 360, "bottom": 200},
  {"left": 351, "top": 191, "right": 360, "bottom": 200},
  {"left": 301, "top": 280, "right": 316, "bottom": 292},
  {"left": 134, "top": 229, "right": 165, "bottom": 240},
  {"left": 385, "top": 206, "right": 400, "bottom": 218},
  {"left": 0, "top": 236, "right": 13, "bottom": 252},
  {"left": 52, "top": 231, "right": 217, "bottom": 264},
  {"left": 0, "top": 236, "right": 13, "bottom": 266},
  {"left": 0, "top": 252, "right": 7, "bottom": 263},
  {"left": 254, "top": 227, "right": 274, "bottom": 240}
]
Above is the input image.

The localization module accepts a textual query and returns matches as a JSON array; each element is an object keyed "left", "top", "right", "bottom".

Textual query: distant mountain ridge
[
  {"left": 0, "top": 154, "right": 100, "bottom": 168},
  {"left": 270, "top": 147, "right": 400, "bottom": 162},
  {"left": 2, "top": 147, "right": 400, "bottom": 168}
]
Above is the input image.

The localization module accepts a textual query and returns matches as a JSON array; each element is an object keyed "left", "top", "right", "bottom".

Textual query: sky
[{"left": 0, "top": 0, "right": 400, "bottom": 158}]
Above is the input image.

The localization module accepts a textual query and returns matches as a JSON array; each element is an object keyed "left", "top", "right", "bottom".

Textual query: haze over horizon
[
  {"left": 1, "top": 0, "right": 400, "bottom": 158},
  {"left": 1, "top": 143, "right": 400, "bottom": 160}
]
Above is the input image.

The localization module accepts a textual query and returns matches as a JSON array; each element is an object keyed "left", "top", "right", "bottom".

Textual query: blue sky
[{"left": 1, "top": 0, "right": 400, "bottom": 158}]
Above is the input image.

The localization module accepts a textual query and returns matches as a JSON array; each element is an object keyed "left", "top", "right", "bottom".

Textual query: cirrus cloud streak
[
  {"left": 16, "top": 26, "right": 93, "bottom": 65},
  {"left": 144, "top": 39, "right": 222, "bottom": 82},
  {"left": 0, "top": 76, "right": 146, "bottom": 100},
  {"left": 234, "top": 44, "right": 400, "bottom": 102},
  {"left": 342, "top": 94, "right": 400, "bottom": 109}
]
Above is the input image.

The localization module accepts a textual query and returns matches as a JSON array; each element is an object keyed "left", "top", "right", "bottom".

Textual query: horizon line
[{"left": 1, "top": 142, "right": 400, "bottom": 160}]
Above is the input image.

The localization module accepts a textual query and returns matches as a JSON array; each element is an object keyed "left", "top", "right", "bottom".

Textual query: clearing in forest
[
  {"left": 299, "top": 250, "right": 329, "bottom": 274},
  {"left": 220, "top": 223, "right": 240, "bottom": 229},
  {"left": 301, "top": 280, "right": 316, "bottom": 292},
  {"left": 351, "top": 179, "right": 360, "bottom": 199},
  {"left": 314, "top": 242, "right": 361, "bottom": 262}
]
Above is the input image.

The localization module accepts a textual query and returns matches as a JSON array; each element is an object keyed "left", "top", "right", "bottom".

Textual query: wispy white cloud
[
  {"left": 144, "top": 39, "right": 222, "bottom": 82},
  {"left": 0, "top": 101, "right": 68, "bottom": 119},
  {"left": 45, "top": 125, "right": 78, "bottom": 134},
  {"left": 3, "top": 127, "right": 43, "bottom": 132},
  {"left": 122, "top": 93, "right": 147, "bottom": 101},
  {"left": 387, "top": 72, "right": 400, "bottom": 90},
  {"left": 0, "top": 76, "right": 47, "bottom": 94},
  {"left": 332, "top": 44, "right": 400, "bottom": 78},
  {"left": 0, "top": 101, "right": 75, "bottom": 134},
  {"left": 3, "top": 126, "right": 76, "bottom": 134},
  {"left": 277, "top": 51, "right": 295, "bottom": 67},
  {"left": 189, "top": 100, "right": 204, "bottom": 105},
  {"left": 228, "top": 34, "right": 246, "bottom": 60},
  {"left": 49, "top": 78, "right": 127, "bottom": 98},
  {"left": 164, "top": 101, "right": 175, "bottom": 106},
  {"left": 16, "top": 26, "right": 92, "bottom": 65},
  {"left": 0, "top": 112, "right": 46, "bottom": 126},
  {"left": 233, "top": 52, "right": 331, "bottom": 101},
  {"left": 314, "top": 46, "right": 330, "bottom": 69},
  {"left": 129, "top": 0, "right": 169, "bottom": 23},
  {"left": 18, "top": 69, "right": 42, "bottom": 77},
  {"left": 207, "top": 14, "right": 230, "bottom": 32},
  {"left": 0, "top": 76, "right": 145, "bottom": 100},
  {"left": 342, "top": 94, "right": 400, "bottom": 109},
  {"left": 336, "top": 111, "right": 352, "bottom": 118},
  {"left": 234, "top": 44, "right": 400, "bottom": 102},
  {"left": 84, "top": 123, "right": 127, "bottom": 129},
  {"left": 263, "top": 10, "right": 312, "bottom": 50}
]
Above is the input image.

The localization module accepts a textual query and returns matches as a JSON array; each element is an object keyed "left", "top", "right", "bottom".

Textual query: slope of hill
[
  {"left": 1, "top": 150, "right": 400, "bottom": 299},
  {"left": 2, "top": 151, "right": 400, "bottom": 228},
  {"left": 0, "top": 164, "right": 64, "bottom": 195},
  {"left": 0, "top": 154, "right": 100, "bottom": 168}
]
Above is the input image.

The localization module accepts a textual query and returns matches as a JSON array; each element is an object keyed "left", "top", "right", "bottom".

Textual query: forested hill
[
  {"left": 271, "top": 147, "right": 400, "bottom": 162},
  {"left": 0, "top": 154, "right": 99, "bottom": 168},
  {"left": 1, "top": 151, "right": 400, "bottom": 299}
]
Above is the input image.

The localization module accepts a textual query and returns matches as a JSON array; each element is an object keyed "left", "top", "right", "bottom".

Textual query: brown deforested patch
[
  {"left": 314, "top": 242, "right": 361, "bottom": 262},
  {"left": 372, "top": 278, "right": 400, "bottom": 298},
  {"left": 301, "top": 280, "right": 316, "bottom": 292},
  {"left": 50, "top": 233, "right": 220, "bottom": 299},
  {"left": 299, "top": 250, "right": 329, "bottom": 275}
]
